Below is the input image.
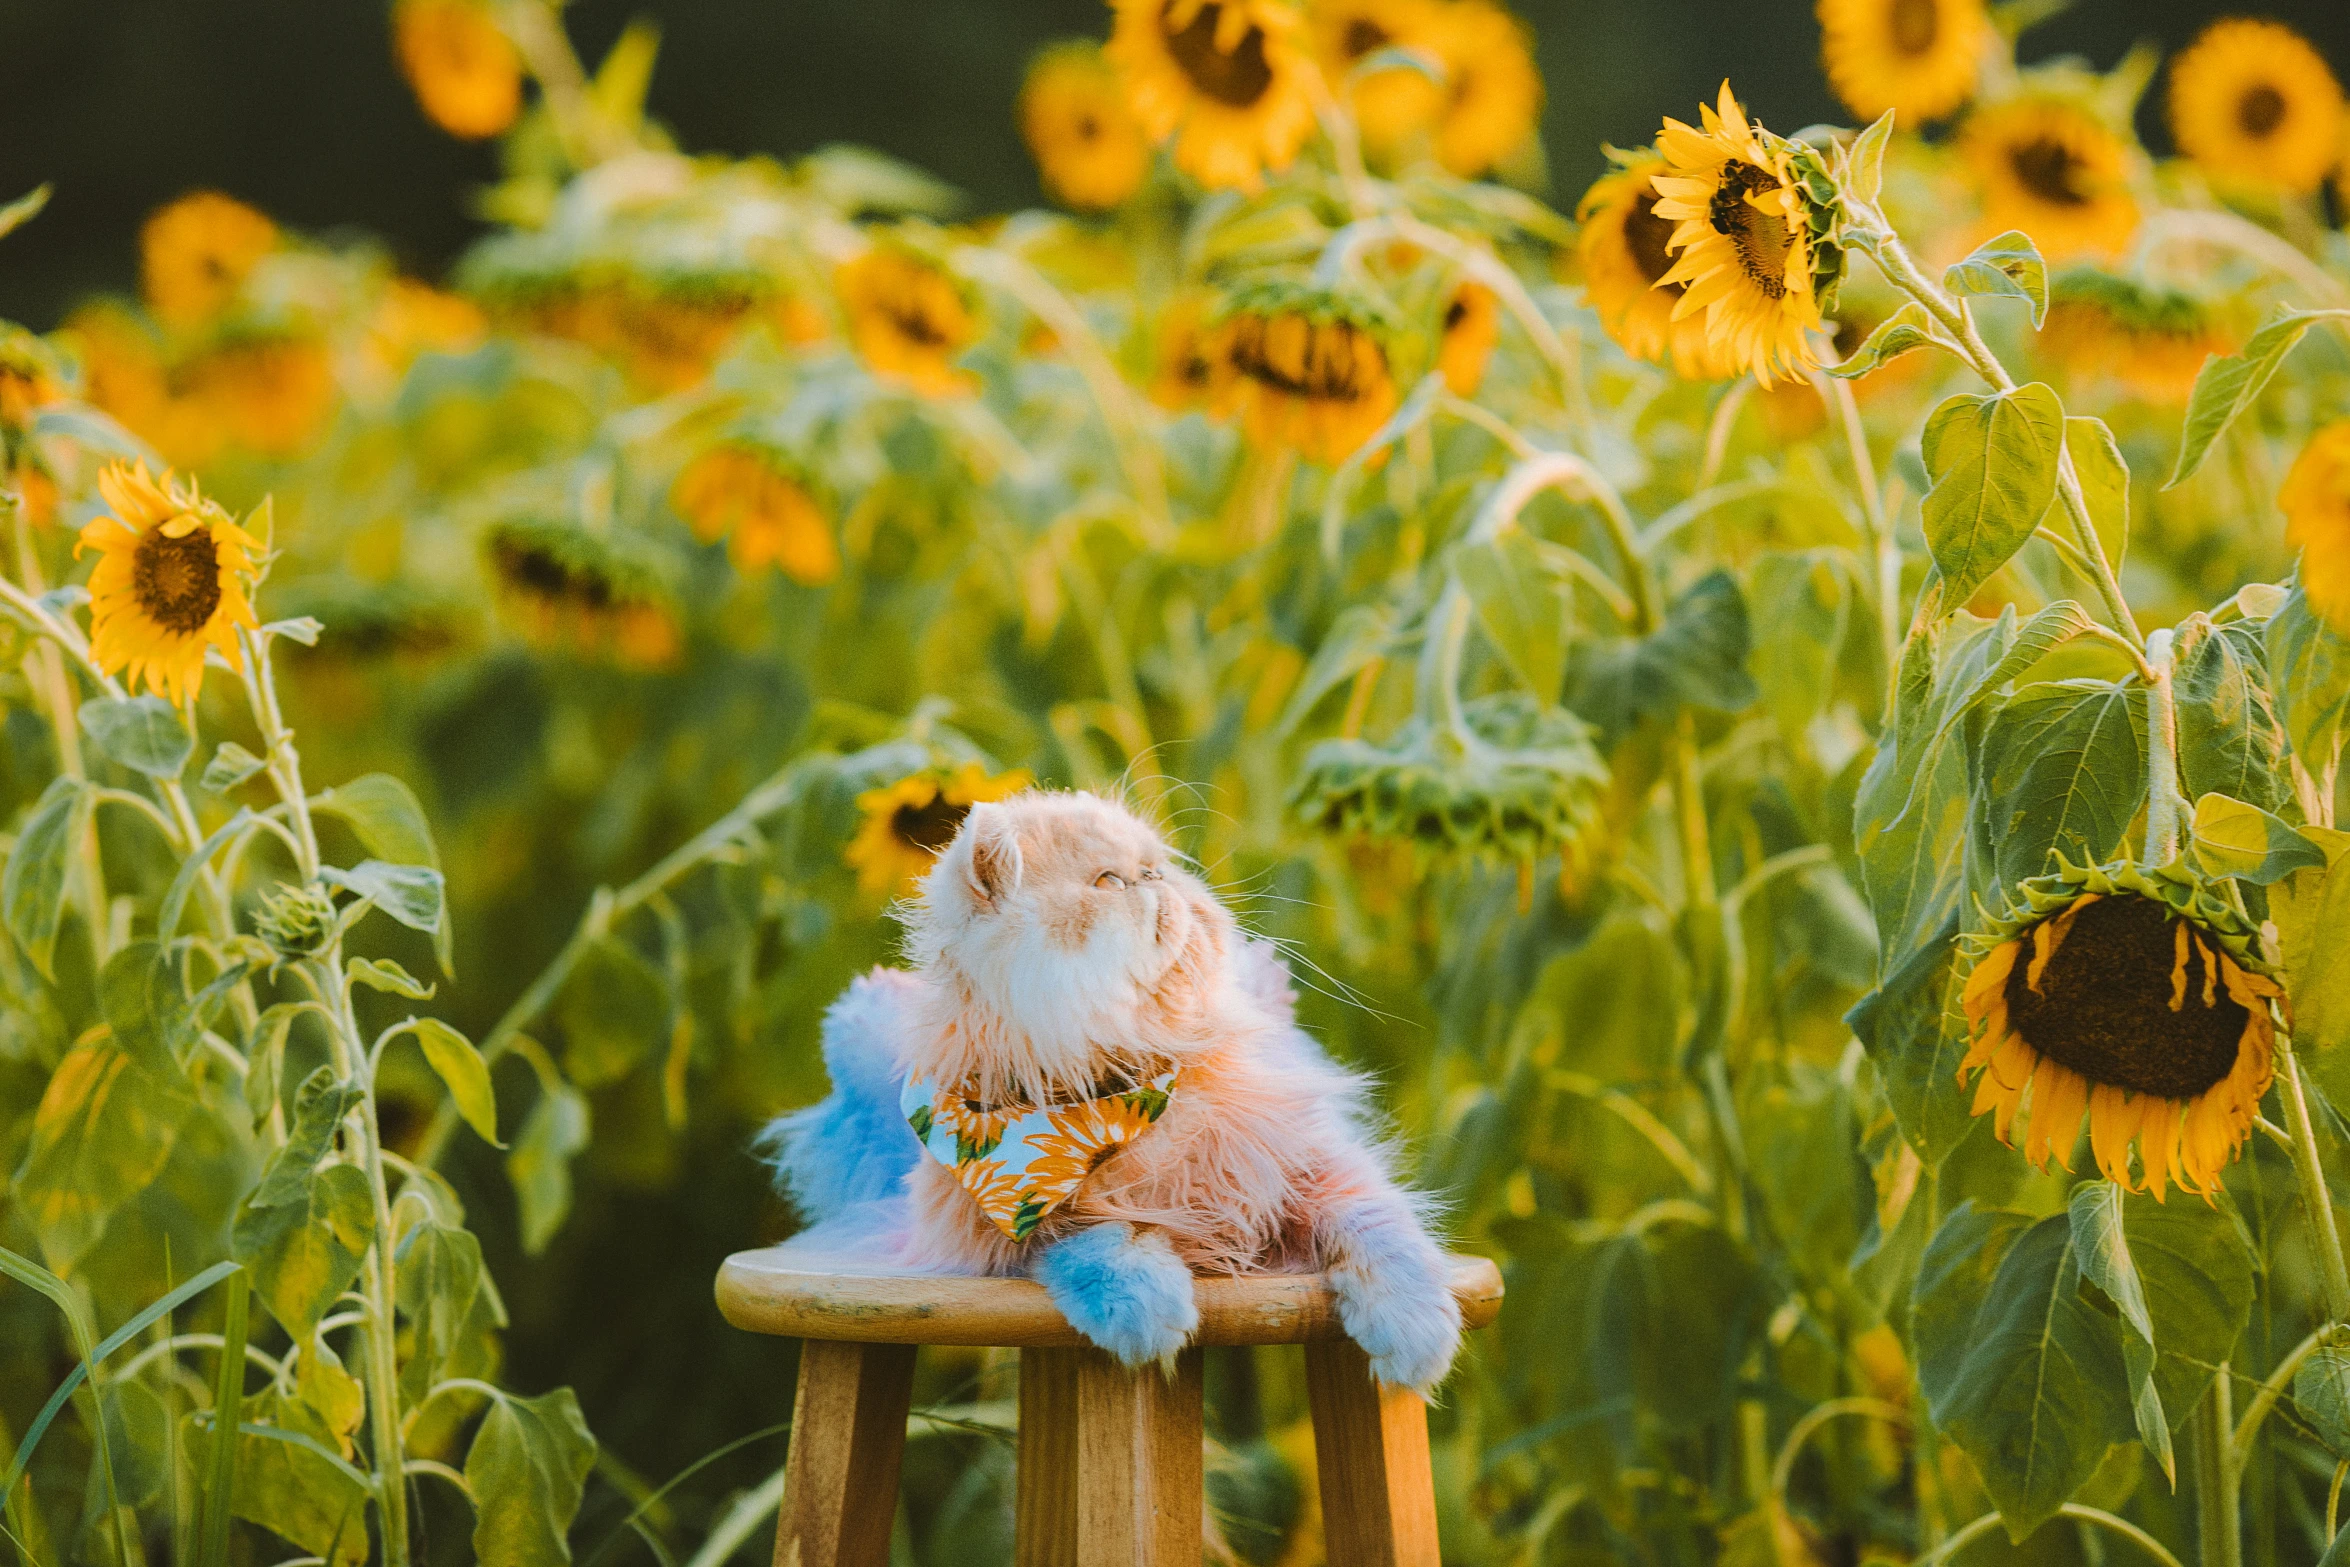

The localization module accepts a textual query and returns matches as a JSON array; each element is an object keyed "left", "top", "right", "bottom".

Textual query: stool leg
[
  {"left": 775, "top": 1339, "right": 917, "bottom": 1567},
  {"left": 1302, "top": 1340, "right": 1439, "bottom": 1567},
  {"left": 1015, "top": 1345, "right": 1204, "bottom": 1567}
]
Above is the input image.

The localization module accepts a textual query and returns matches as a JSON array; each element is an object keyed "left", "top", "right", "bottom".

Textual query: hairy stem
[{"left": 2278, "top": 1041, "right": 2350, "bottom": 1323}]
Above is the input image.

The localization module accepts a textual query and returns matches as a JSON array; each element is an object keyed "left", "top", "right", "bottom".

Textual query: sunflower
[
  {"left": 2039, "top": 265, "right": 2237, "bottom": 404},
  {"left": 177, "top": 333, "right": 338, "bottom": 456},
  {"left": 1312, "top": 0, "right": 1448, "bottom": 161},
  {"left": 835, "top": 245, "right": 979, "bottom": 399},
  {"left": 2281, "top": 419, "right": 2350, "bottom": 637},
  {"left": 1958, "top": 860, "right": 2282, "bottom": 1201},
  {"left": 1957, "top": 96, "right": 2139, "bottom": 262},
  {"left": 1024, "top": 1094, "right": 1162, "bottom": 1202},
  {"left": 2167, "top": 18, "right": 2344, "bottom": 196},
  {"left": 1020, "top": 41, "right": 1153, "bottom": 212},
  {"left": 484, "top": 516, "right": 682, "bottom": 669},
  {"left": 1149, "top": 293, "right": 1219, "bottom": 411},
  {"left": 1206, "top": 282, "right": 1400, "bottom": 465},
  {"left": 393, "top": 0, "right": 524, "bottom": 141},
  {"left": 1816, "top": 0, "right": 1986, "bottom": 124},
  {"left": 363, "top": 278, "right": 489, "bottom": 380},
  {"left": 1420, "top": 0, "right": 1544, "bottom": 179},
  {"left": 1574, "top": 158, "right": 1740, "bottom": 380},
  {"left": 1435, "top": 281, "right": 1500, "bottom": 395},
  {"left": 845, "top": 762, "right": 1034, "bottom": 899},
  {"left": 1652, "top": 84, "right": 1844, "bottom": 386},
  {"left": 670, "top": 442, "right": 840, "bottom": 585},
  {"left": 141, "top": 193, "right": 277, "bottom": 331},
  {"left": 77, "top": 463, "right": 262, "bottom": 706},
  {"left": 1106, "top": 0, "right": 1319, "bottom": 192}
]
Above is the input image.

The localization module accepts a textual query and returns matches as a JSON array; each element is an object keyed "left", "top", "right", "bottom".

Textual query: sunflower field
[{"left": 13, "top": 0, "right": 2350, "bottom": 1562}]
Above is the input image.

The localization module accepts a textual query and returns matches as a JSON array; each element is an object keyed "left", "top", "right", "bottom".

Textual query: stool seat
[{"left": 715, "top": 1245, "right": 1503, "bottom": 1347}]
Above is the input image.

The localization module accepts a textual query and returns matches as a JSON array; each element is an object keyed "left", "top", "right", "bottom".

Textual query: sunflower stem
[
  {"left": 2142, "top": 628, "right": 2184, "bottom": 867},
  {"left": 2278, "top": 1041, "right": 2350, "bottom": 1323},
  {"left": 2193, "top": 1370, "right": 2242, "bottom": 1567}
]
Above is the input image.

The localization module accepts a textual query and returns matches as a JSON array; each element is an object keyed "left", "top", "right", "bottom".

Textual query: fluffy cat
[{"left": 758, "top": 790, "right": 1462, "bottom": 1390}]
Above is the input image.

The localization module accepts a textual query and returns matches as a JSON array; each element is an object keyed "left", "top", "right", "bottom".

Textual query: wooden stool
[{"left": 715, "top": 1245, "right": 1502, "bottom": 1567}]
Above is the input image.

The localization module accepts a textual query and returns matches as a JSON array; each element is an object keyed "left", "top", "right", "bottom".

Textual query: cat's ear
[{"left": 963, "top": 803, "right": 1023, "bottom": 907}]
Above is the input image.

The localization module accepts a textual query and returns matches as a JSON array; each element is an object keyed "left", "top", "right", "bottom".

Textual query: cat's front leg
[
  {"left": 1032, "top": 1221, "right": 1199, "bottom": 1369},
  {"left": 1310, "top": 1153, "right": 1462, "bottom": 1393}
]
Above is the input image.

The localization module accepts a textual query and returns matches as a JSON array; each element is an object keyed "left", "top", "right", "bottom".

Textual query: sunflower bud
[{"left": 255, "top": 881, "right": 342, "bottom": 962}]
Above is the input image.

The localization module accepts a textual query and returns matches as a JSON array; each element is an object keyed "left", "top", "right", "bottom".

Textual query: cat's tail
[{"left": 752, "top": 967, "right": 922, "bottom": 1225}]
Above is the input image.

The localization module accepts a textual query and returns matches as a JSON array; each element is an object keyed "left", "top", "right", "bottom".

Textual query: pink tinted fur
[{"left": 889, "top": 790, "right": 1426, "bottom": 1279}]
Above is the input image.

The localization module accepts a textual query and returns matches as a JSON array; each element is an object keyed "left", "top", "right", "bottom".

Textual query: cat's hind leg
[{"left": 1032, "top": 1222, "right": 1199, "bottom": 1368}]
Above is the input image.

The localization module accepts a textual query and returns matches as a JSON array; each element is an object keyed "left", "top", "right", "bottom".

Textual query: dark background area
[{"left": 1, "top": 0, "right": 2347, "bottom": 326}]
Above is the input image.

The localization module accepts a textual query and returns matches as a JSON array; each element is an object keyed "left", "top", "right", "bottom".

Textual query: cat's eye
[{"left": 1094, "top": 871, "right": 1127, "bottom": 890}]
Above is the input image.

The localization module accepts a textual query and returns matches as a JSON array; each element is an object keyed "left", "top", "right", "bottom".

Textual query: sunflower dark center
[
  {"left": 892, "top": 795, "right": 970, "bottom": 853},
  {"left": 1228, "top": 315, "right": 1372, "bottom": 402},
  {"left": 1709, "top": 161, "right": 1792, "bottom": 300},
  {"left": 132, "top": 525, "right": 224, "bottom": 635},
  {"left": 885, "top": 296, "right": 951, "bottom": 348},
  {"left": 1164, "top": 2, "right": 1274, "bottom": 108},
  {"left": 2009, "top": 135, "right": 2090, "bottom": 207},
  {"left": 2238, "top": 84, "right": 2287, "bottom": 139},
  {"left": 1889, "top": 0, "right": 1939, "bottom": 56},
  {"left": 1075, "top": 113, "right": 1101, "bottom": 141},
  {"left": 1342, "top": 18, "right": 1388, "bottom": 58},
  {"left": 1443, "top": 296, "right": 1469, "bottom": 330},
  {"left": 1624, "top": 189, "right": 1684, "bottom": 290},
  {"left": 2002, "top": 895, "right": 2250, "bottom": 1101}
]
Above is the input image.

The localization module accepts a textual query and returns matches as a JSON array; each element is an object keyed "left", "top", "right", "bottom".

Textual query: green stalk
[
  {"left": 2277, "top": 1041, "right": 2350, "bottom": 1323},
  {"left": 2142, "top": 628, "right": 2183, "bottom": 867},
  {"left": 194, "top": 1280, "right": 249, "bottom": 1567},
  {"left": 2193, "top": 1373, "right": 2241, "bottom": 1567}
]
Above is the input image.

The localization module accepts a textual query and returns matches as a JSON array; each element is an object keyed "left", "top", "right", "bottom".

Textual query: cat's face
[{"left": 907, "top": 791, "right": 1228, "bottom": 1073}]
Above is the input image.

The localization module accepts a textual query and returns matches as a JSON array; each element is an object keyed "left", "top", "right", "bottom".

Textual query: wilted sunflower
[
  {"left": 485, "top": 517, "right": 682, "bottom": 669},
  {"left": 847, "top": 762, "right": 1034, "bottom": 899},
  {"left": 2167, "top": 18, "right": 2344, "bottom": 196},
  {"left": 1420, "top": 0, "right": 1544, "bottom": 179},
  {"left": 1575, "top": 157, "right": 1738, "bottom": 380},
  {"left": 2281, "top": 419, "right": 2350, "bottom": 636},
  {"left": 836, "top": 245, "right": 979, "bottom": 399},
  {"left": 1816, "top": 0, "right": 1986, "bottom": 124},
  {"left": 141, "top": 192, "right": 277, "bottom": 331},
  {"left": 393, "top": 0, "right": 524, "bottom": 141},
  {"left": 1958, "top": 97, "right": 2139, "bottom": 261},
  {"left": 1207, "top": 282, "right": 1400, "bottom": 466},
  {"left": 1435, "top": 281, "right": 1499, "bottom": 396},
  {"left": 1313, "top": 0, "right": 1447, "bottom": 161},
  {"left": 671, "top": 442, "right": 840, "bottom": 586},
  {"left": 1959, "top": 860, "right": 2283, "bottom": 1200},
  {"left": 2039, "top": 266, "right": 2237, "bottom": 404},
  {"left": 1652, "top": 84, "right": 1846, "bottom": 386},
  {"left": 1020, "top": 41, "right": 1153, "bottom": 212},
  {"left": 77, "top": 462, "right": 262, "bottom": 706},
  {"left": 1107, "top": 0, "right": 1318, "bottom": 191},
  {"left": 1149, "top": 293, "right": 1219, "bottom": 411}
]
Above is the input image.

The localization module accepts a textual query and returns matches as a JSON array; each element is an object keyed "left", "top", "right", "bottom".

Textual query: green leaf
[
  {"left": 2274, "top": 827, "right": 2350, "bottom": 1055},
  {"left": 0, "top": 184, "right": 52, "bottom": 241},
  {"left": 311, "top": 772, "right": 451, "bottom": 971},
  {"left": 1976, "top": 679, "right": 2147, "bottom": 891},
  {"left": 349, "top": 956, "right": 434, "bottom": 999},
  {"left": 395, "top": 1222, "right": 508, "bottom": 1407},
  {"left": 1749, "top": 551, "right": 1850, "bottom": 743},
  {"left": 1828, "top": 300, "right": 1939, "bottom": 379},
  {"left": 229, "top": 1393, "right": 371, "bottom": 1567},
  {"left": 158, "top": 808, "right": 256, "bottom": 943},
  {"left": 10, "top": 1025, "right": 198, "bottom": 1271},
  {"left": 195, "top": 1279, "right": 250, "bottom": 1567},
  {"left": 1457, "top": 530, "right": 1570, "bottom": 705},
  {"left": 1919, "top": 383, "right": 2066, "bottom": 606},
  {"left": 1943, "top": 231, "right": 2048, "bottom": 327},
  {"left": 466, "top": 1389, "right": 599, "bottom": 1567},
  {"left": 2189, "top": 793, "right": 2324, "bottom": 886},
  {"left": 4, "top": 775, "right": 89, "bottom": 979},
  {"left": 232, "top": 1069, "right": 374, "bottom": 1335},
  {"left": 1565, "top": 569, "right": 1757, "bottom": 741},
  {"left": 1843, "top": 108, "right": 1895, "bottom": 203},
  {"left": 321, "top": 859, "right": 444, "bottom": 934},
  {"left": 410, "top": 1017, "right": 502, "bottom": 1148},
  {"left": 1276, "top": 604, "right": 1394, "bottom": 736},
  {"left": 509, "top": 1079, "right": 591, "bottom": 1255},
  {"left": 2174, "top": 616, "right": 2288, "bottom": 813},
  {"left": 2267, "top": 584, "right": 2350, "bottom": 764},
  {"left": 2167, "top": 309, "right": 2350, "bottom": 487},
  {"left": 2298, "top": 1343, "right": 2350, "bottom": 1456},
  {"left": 557, "top": 939, "right": 671, "bottom": 1089},
  {"left": 2063, "top": 415, "right": 2129, "bottom": 575},
  {"left": 1584, "top": 1216, "right": 1764, "bottom": 1436},
  {"left": 1845, "top": 914, "right": 1975, "bottom": 1165},
  {"left": 2067, "top": 1183, "right": 2169, "bottom": 1480},
  {"left": 78, "top": 697, "right": 193, "bottom": 779},
  {"left": 200, "top": 742, "right": 268, "bottom": 792}
]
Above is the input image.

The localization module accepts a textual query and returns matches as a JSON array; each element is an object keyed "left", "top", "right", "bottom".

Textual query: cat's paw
[
  {"left": 1034, "top": 1223, "right": 1199, "bottom": 1368},
  {"left": 1332, "top": 1264, "right": 1463, "bottom": 1393}
]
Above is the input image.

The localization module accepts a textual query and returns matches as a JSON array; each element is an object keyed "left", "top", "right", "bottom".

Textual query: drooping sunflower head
[
  {"left": 1106, "top": 0, "right": 1319, "bottom": 192},
  {"left": 1149, "top": 292, "right": 1220, "bottom": 411},
  {"left": 1958, "top": 859, "right": 2283, "bottom": 1201},
  {"left": 2039, "top": 265, "right": 2238, "bottom": 404},
  {"left": 76, "top": 461, "right": 263, "bottom": 706},
  {"left": 1574, "top": 153, "right": 1741, "bottom": 380},
  {"left": 1205, "top": 280, "right": 1400, "bottom": 466},
  {"left": 1421, "top": 0, "right": 1544, "bottom": 179},
  {"left": 484, "top": 516, "right": 682, "bottom": 669},
  {"left": 1312, "top": 0, "right": 1448, "bottom": 162},
  {"left": 2281, "top": 419, "right": 2350, "bottom": 637},
  {"left": 363, "top": 278, "right": 490, "bottom": 382},
  {"left": 1020, "top": 40, "right": 1154, "bottom": 212},
  {"left": 2167, "top": 18, "right": 2345, "bottom": 195},
  {"left": 1817, "top": 0, "right": 1988, "bottom": 124},
  {"left": 835, "top": 242, "right": 980, "bottom": 399},
  {"left": 1435, "top": 280, "right": 1500, "bottom": 396},
  {"left": 0, "top": 326, "right": 63, "bottom": 431},
  {"left": 1957, "top": 95, "right": 2140, "bottom": 262},
  {"left": 846, "top": 761, "right": 1034, "bottom": 901},
  {"left": 671, "top": 441, "right": 840, "bottom": 586},
  {"left": 393, "top": 0, "right": 523, "bottom": 141},
  {"left": 176, "top": 331, "right": 339, "bottom": 457},
  {"left": 1651, "top": 84, "right": 1849, "bottom": 386},
  {"left": 141, "top": 192, "right": 278, "bottom": 332}
]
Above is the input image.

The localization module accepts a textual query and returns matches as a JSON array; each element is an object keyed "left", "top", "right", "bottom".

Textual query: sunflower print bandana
[{"left": 901, "top": 1068, "right": 1179, "bottom": 1240}]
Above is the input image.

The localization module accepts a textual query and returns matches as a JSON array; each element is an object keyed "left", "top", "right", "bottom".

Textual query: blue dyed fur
[
  {"left": 753, "top": 970, "right": 922, "bottom": 1223},
  {"left": 1324, "top": 1189, "right": 1463, "bottom": 1392},
  {"left": 1034, "top": 1223, "right": 1200, "bottom": 1368}
]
